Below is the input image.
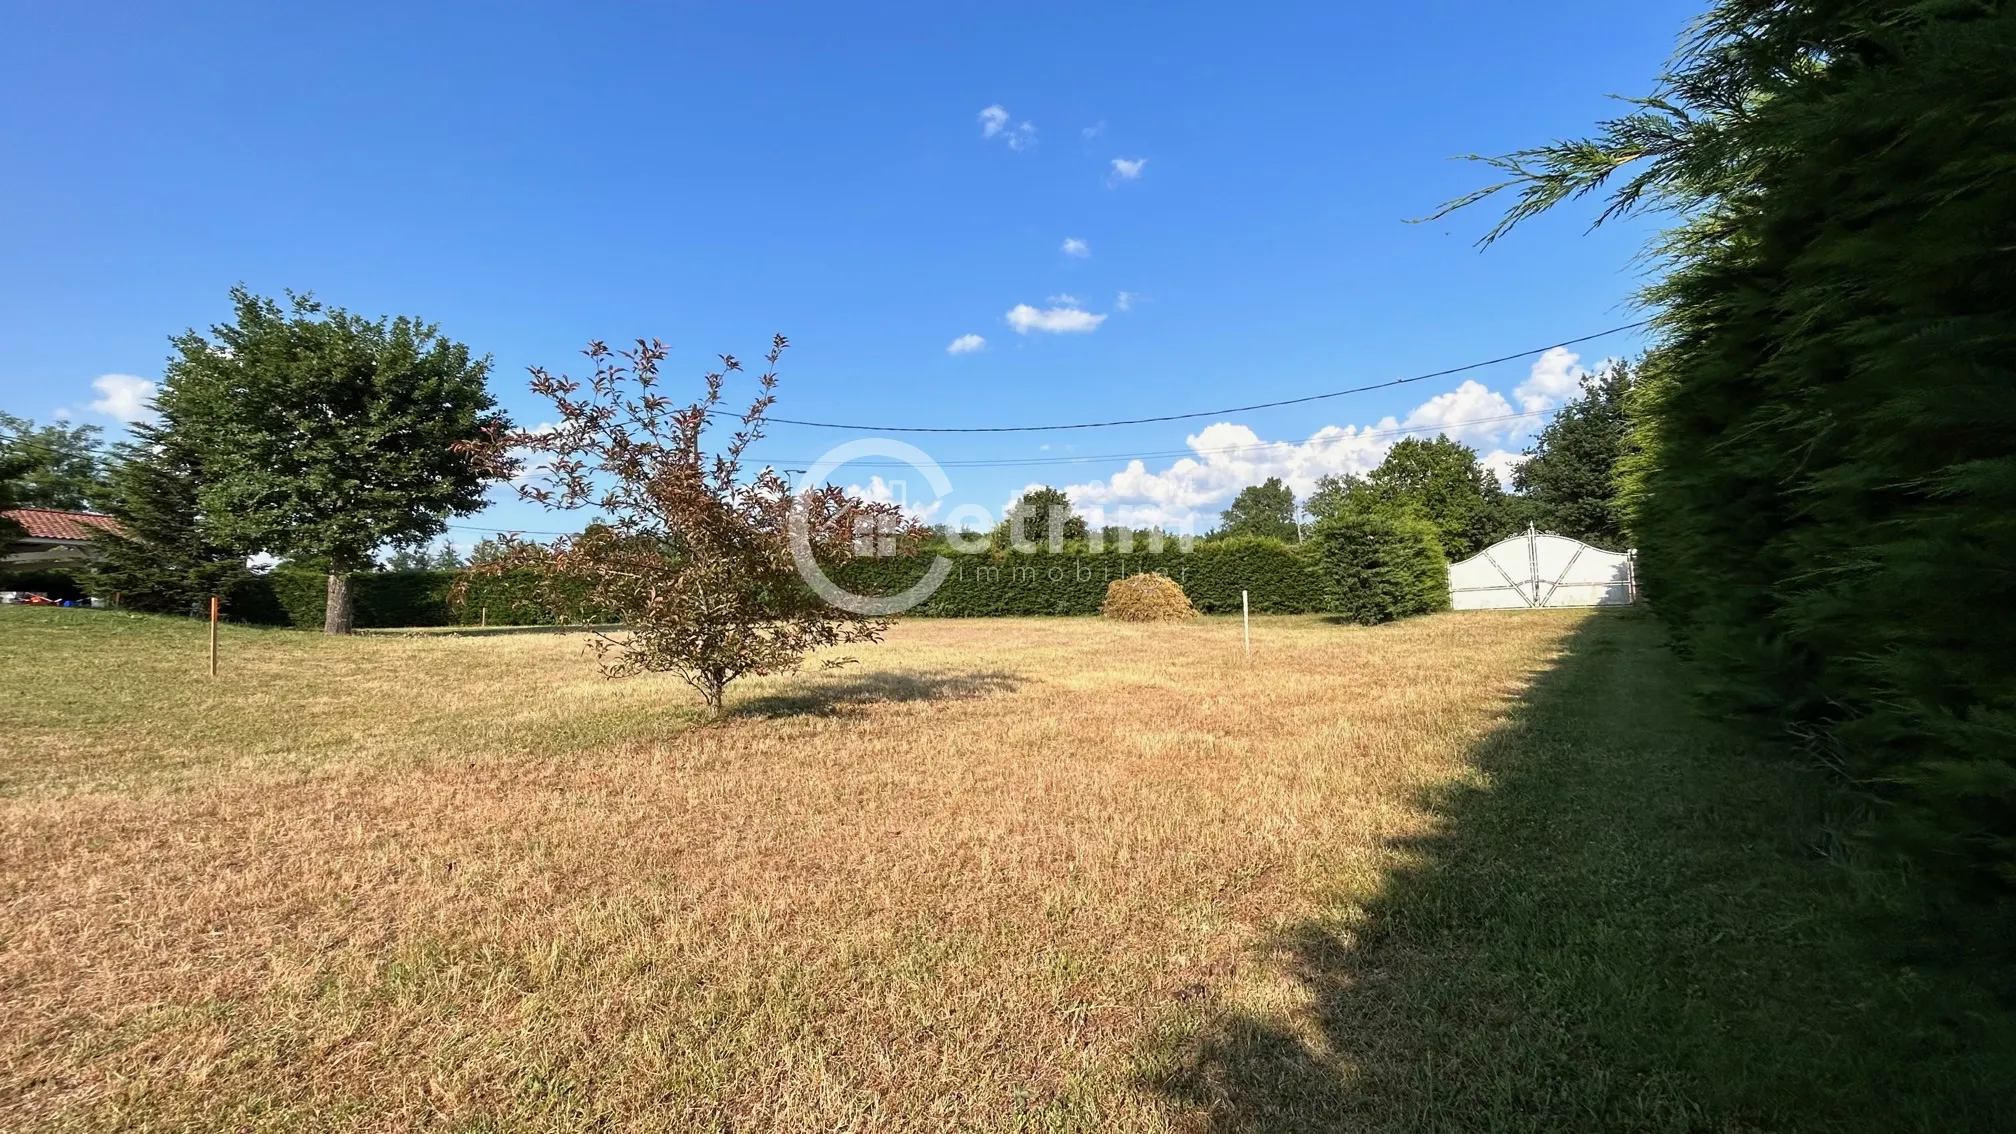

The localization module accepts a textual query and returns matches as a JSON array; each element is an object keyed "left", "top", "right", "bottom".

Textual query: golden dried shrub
[{"left": 1101, "top": 572, "right": 1196, "bottom": 622}]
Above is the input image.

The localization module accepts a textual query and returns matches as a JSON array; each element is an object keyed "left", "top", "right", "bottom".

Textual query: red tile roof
[{"left": 2, "top": 509, "right": 125, "bottom": 541}]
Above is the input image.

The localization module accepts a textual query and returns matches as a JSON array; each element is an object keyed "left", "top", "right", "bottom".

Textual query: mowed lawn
[{"left": 2, "top": 607, "right": 2009, "bottom": 1131}]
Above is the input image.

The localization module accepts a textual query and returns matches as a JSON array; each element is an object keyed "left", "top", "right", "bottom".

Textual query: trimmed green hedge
[
  {"left": 832, "top": 537, "right": 1327, "bottom": 616},
  {"left": 1314, "top": 513, "right": 1450, "bottom": 624},
  {"left": 1595, "top": 3, "right": 2016, "bottom": 903},
  {"left": 454, "top": 569, "right": 591, "bottom": 627},
  {"left": 231, "top": 569, "right": 458, "bottom": 628},
  {"left": 221, "top": 568, "right": 560, "bottom": 629},
  {"left": 195, "top": 536, "right": 1408, "bottom": 628}
]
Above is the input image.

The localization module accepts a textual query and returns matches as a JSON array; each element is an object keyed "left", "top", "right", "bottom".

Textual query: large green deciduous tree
[
  {"left": 1307, "top": 436, "right": 1514, "bottom": 560},
  {"left": 156, "top": 288, "right": 508, "bottom": 633},
  {"left": 0, "top": 413, "right": 108, "bottom": 511},
  {"left": 1302, "top": 473, "right": 1359, "bottom": 527},
  {"left": 1513, "top": 358, "right": 1636, "bottom": 549},
  {"left": 997, "top": 486, "right": 1089, "bottom": 550},
  {"left": 1215, "top": 477, "right": 1298, "bottom": 542}
]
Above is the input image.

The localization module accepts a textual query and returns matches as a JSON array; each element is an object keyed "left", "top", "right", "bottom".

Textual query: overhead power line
[
  {"left": 434, "top": 405, "right": 1555, "bottom": 538},
  {"left": 4, "top": 320, "right": 1641, "bottom": 533},
  {"left": 4, "top": 321, "right": 1645, "bottom": 457},
  {"left": 6, "top": 406, "right": 1554, "bottom": 476},
  {"left": 444, "top": 522, "right": 576, "bottom": 537},
  {"left": 758, "top": 321, "right": 1648, "bottom": 433},
  {"left": 765, "top": 408, "right": 1551, "bottom": 470}
]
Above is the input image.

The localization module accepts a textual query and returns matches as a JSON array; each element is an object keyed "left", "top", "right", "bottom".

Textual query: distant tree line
[
  {"left": 902, "top": 367, "right": 1635, "bottom": 629},
  {"left": 949, "top": 357, "right": 1637, "bottom": 580},
  {"left": 0, "top": 412, "right": 109, "bottom": 512}
]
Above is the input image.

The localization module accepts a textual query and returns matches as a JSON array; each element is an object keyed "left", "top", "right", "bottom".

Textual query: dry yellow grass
[{"left": 0, "top": 606, "right": 1585, "bottom": 1131}]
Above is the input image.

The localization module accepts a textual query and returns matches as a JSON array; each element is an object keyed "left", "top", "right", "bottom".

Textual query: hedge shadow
[{"left": 1146, "top": 613, "right": 2016, "bottom": 1132}]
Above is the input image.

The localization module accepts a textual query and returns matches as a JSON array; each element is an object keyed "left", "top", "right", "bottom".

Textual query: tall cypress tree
[
  {"left": 0, "top": 452, "right": 32, "bottom": 552},
  {"left": 87, "top": 423, "right": 253, "bottom": 616},
  {"left": 1438, "top": 1, "right": 2016, "bottom": 902}
]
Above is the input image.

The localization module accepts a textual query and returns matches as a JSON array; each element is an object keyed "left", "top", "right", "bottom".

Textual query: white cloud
[
  {"left": 946, "top": 333, "right": 987, "bottom": 355},
  {"left": 1047, "top": 293, "right": 1080, "bottom": 305},
  {"left": 1061, "top": 236, "right": 1090, "bottom": 258},
  {"left": 1400, "top": 379, "right": 1519, "bottom": 443},
  {"left": 1051, "top": 370, "right": 1565, "bottom": 529},
  {"left": 1513, "top": 346, "right": 1591, "bottom": 413},
  {"left": 1005, "top": 303, "right": 1107, "bottom": 335},
  {"left": 1480, "top": 449, "right": 1528, "bottom": 489},
  {"left": 88, "top": 374, "right": 157, "bottom": 422},
  {"left": 1062, "top": 420, "right": 1396, "bottom": 531},
  {"left": 1082, "top": 121, "right": 1105, "bottom": 138},
  {"left": 979, "top": 105, "right": 1037, "bottom": 150},
  {"left": 1115, "top": 290, "right": 1138, "bottom": 312},
  {"left": 1109, "top": 157, "right": 1146, "bottom": 182},
  {"left": 847, "top": 474, "right": 943, "bottom": 524}
]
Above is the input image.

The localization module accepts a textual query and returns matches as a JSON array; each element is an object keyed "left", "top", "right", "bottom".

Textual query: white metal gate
[{"left": 1448, "top": 526, "right": 1635, "bottom": 610}]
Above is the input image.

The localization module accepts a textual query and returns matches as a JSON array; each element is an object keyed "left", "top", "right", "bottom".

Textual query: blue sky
[{"left": 0, "top": 0, "right": 1698, "bottom": 546}]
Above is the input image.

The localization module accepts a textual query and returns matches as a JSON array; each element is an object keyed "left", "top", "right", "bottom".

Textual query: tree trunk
[{"left": 324, "top": 569, "right": 355, "bottom": 635}]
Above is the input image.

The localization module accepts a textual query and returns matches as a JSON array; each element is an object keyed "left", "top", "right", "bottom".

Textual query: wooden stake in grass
[
  {"left": 208, "top": 595, "right": 219, "bottom": 678},
  {"left": 1242, "top": 589, "right": 1251, "bottom": 662}
]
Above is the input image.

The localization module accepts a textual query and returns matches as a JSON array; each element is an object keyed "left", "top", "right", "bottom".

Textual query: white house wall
[{"left": 0, "top": 539, "right": 93, "bottom": 567}]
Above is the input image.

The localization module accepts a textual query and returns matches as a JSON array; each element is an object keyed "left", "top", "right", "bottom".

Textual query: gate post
[{"left": 1526, "top": 524, "right": 1541, "bottom": 606}]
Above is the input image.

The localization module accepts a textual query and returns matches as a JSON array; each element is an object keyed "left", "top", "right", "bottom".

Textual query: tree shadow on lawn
[
  {"left": 729, "top": 668, "right": 1022, "bottom": 719},
  {"left": 1146, "top": 612, "right": 2016, "bottom": 1133},
  {"left": 357, "top": 622, "right": 624, "bottom": 638}
]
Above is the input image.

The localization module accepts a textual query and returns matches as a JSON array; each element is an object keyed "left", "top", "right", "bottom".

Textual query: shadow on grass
[
  {"left": 1148, "top": 612, "right": 2015, "bottom": 1132},
  {"left": 729, "top": 669, "right": 1022, "bottom": 719},
  {"left": 355, "top": 623, "right": 623, "bottom": 638}
]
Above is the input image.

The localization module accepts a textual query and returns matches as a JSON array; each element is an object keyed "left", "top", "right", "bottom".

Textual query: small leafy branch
[{"left": 459, "top": 335, "right": 918, "bottom": 717}]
